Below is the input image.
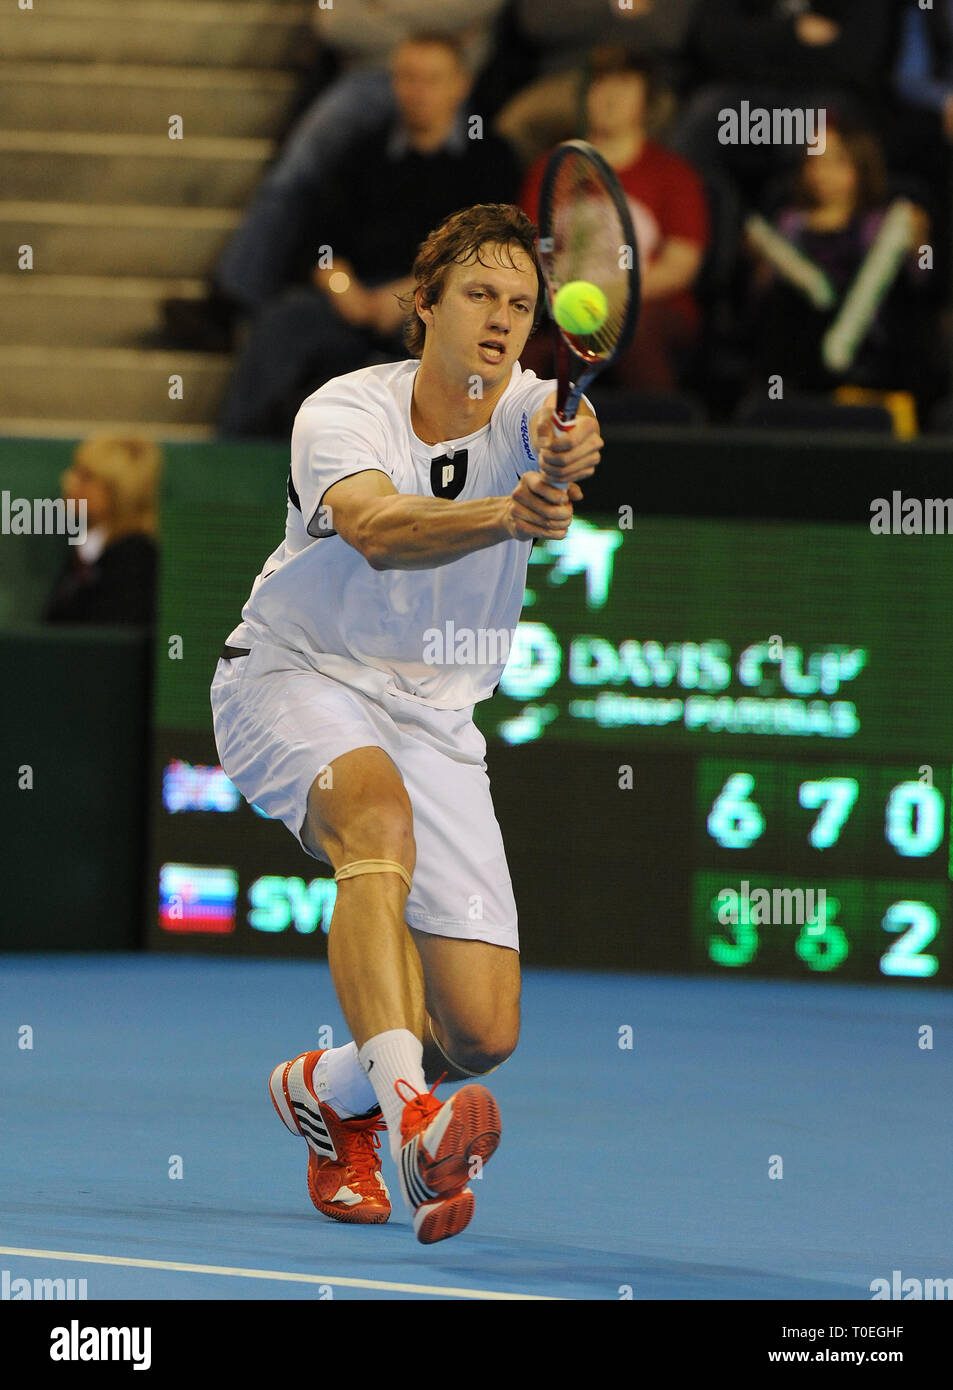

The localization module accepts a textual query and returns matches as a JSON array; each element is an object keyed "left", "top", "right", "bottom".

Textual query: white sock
[
  {"left": 311, "top": 1042, "right": 378, "bottom": 1119},
  {"left": 358, "top": 1029, "right": 427, "bottom": 1161}
]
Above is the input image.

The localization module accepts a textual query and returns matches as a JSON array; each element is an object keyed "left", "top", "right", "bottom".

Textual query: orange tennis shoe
[
  {"left": 394, "top": 1078, "right": 501, "bottom": 1244},
  {"left": 269, "top": 1051, "right": 391, "bottom": 1223}
]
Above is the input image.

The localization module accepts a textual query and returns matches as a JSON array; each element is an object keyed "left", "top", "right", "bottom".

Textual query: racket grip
[{"left": 546, "top": 410, "right": 575, "bottom": 490}]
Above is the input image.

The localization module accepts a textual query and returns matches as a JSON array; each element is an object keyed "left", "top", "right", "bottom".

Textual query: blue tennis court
[{"left": 2, "top": 954, "right": 948, "bottom": 1300}]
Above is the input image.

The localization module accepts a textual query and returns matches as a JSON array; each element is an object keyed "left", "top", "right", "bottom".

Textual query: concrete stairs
[{"left": 0, "top": 0, "right": 314, "bottom": 437}]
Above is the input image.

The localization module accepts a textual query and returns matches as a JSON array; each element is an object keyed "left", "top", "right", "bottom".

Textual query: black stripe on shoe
[
  {"left": 294, "top": 1104, "right": 335, "bottom": 1156},
  {"left": 401, "top": 1136, "right": 436, "bottom": 1209}
]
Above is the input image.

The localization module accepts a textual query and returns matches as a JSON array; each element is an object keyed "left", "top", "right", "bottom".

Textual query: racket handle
[{"left": 546, "top": 409, "right": 574, "bottom": 490}]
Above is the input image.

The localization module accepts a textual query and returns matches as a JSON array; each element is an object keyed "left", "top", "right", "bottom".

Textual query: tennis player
[{"left": 210, "top": 203, "right": 602, "bottom": 1244}]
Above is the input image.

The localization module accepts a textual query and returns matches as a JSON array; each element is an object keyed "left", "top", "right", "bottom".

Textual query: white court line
[{"left": 0, "top": 1246, "right": 560, "bottom": 1301}]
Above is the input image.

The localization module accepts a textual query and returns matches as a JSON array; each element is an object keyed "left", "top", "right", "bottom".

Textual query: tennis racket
[{"left": 536, "top": 139, "right": 641, "bottom": 485}]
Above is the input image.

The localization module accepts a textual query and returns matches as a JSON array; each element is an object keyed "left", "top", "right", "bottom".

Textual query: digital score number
[{"left": 692, "top": 760, "right": 951, "bottom": 983}]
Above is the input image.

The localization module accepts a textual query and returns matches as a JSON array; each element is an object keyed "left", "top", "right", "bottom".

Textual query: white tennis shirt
[{"left": 225, "top": 359, "right": 558, "bottom": 710}]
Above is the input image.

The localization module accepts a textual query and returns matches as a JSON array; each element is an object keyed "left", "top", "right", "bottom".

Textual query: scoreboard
[
  {"left": 694, "top": 759, "right": 948, "bottom": 979},
  {"left": 147, "top": 511, "right": 953, "bottom": 984}
]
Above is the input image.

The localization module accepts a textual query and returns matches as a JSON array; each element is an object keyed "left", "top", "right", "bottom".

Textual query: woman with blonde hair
[{"left": 43, "top": 433, "right": 162, "bottom": 625}]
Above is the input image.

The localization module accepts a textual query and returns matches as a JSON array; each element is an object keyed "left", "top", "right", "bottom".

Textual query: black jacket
[
  {"left": 692, "top": 0, "right": 892, "bottom": 92},
  {"left": 43, "top": 533, "right": 157, "bottom": 626}
]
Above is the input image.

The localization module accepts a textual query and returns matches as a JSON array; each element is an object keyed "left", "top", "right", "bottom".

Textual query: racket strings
[{"left": 546, "top": 153, "right": 633, "bottom": 360}]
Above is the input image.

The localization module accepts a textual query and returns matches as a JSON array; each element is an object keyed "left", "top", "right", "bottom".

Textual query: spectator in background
[
  {"left": 894, "top": 0, "right": 953, "bottom": 138},
  {"left": 163, "top": 0, "right": 503, "bottom": 351},
  {"left": 887, "top": 0, "right": 953, "bottom": 303},
  {"left": 43, "top": 435, "right": 162, "bottom": 626},
  {"left": 478, "top": 0, "right": 699, "bottom": 166},
  {"left": 217, "top": 34, "right": 520, "bottom": 438},
  {"left": 670, "top": 1, "right": 893, "bottom": 195},
  {"left": 743, "top": 123, "right": 931, "bottom": 398},
  {"left": 520, "top": 50, "right": 709, "bottom": 394}
]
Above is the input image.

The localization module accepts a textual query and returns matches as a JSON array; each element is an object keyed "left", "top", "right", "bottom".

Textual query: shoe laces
[
  {"left": 343, "top": 1109, "right": 387, "bottom": 1185},
  {"left": 394, "top": 1073, "right": 448, "bottom": 1136}
]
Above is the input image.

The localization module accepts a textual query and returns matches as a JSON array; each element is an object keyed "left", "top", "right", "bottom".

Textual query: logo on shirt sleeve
[
  {"left": 520, "top": 412, "right": 537, "bottom": 463},
  {"left": 430, "top": 450, "right": 468, "bottom": 500}
]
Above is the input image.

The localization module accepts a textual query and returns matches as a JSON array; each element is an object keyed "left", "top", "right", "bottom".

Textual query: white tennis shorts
[{"left": 209, "top": 640, "right": 519, "bottom": 950}]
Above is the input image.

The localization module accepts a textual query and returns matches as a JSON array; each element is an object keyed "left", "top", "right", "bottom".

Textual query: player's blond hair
[
  {"left": 71, "top": 433, "right": 163, "bottom": 539},
  {"left": 400, "top": 204, "right": 544, "bottom": 357}
]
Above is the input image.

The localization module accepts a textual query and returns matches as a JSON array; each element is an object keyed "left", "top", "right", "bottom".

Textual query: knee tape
[
  {"left": 428, "top": 1014, "right": 501, "bottom": 1077},
  {"left": 333, "top": 858, "right": 412, "bottom": 893}
]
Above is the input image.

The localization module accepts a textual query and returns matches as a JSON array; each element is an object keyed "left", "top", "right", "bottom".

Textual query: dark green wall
[
  {"left": 0, "top": 625, "right": 150, "bottom": 949},
  {"left": 0, "top": 438, "right": 75, "bottom": 626}
]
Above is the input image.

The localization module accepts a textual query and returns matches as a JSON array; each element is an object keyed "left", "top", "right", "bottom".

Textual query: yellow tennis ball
[{"left": 552, "top": 280, "right": 608, "bottom": 335}]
